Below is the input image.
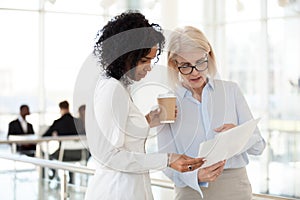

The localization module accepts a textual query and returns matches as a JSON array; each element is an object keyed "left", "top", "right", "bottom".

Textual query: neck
[
  {"left": 60, "top": 109, "right": 69, "bottom": 116},
  {"left": 191, "top": 83, "right": 206, "bottom": 102}
]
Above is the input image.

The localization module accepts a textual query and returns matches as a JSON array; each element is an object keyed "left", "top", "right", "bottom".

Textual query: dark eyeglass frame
[
  {"left": 176, "top": 54, "right": 209, "bottom": 75},
  {"left": 177, "top": 60, "right": 208, "bottom": 75}
]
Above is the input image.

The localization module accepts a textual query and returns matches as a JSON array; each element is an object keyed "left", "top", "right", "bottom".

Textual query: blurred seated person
[
  {"left": 75, "top": 104, "right": 86, "bottom": 135},
  {"left": 43, "top": 100, "right": 78, "bottom": 138},
  {"left": 75, "top": 104, "right": 91, "bottom": 161},
  {"left": 43, "top": 100, "right": 82, "bottom": 183},
  {"left": 8, "top": 104, "right": 36, "bottom": 156},
  {"left": 43, "top": 100, "right": 81, "bottom": 161}
]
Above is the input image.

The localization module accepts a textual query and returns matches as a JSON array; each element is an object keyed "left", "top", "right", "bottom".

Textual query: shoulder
[
  {"left": 213, "top": 79, "right": 238, "bottom": 87},
  {"left": 9, "top": 119, "right": 19, "bottom": 125},
  {"left": 52, "top": 118, "right": 61, "bottom": 125},
  {"left": 213, "top": 79, "right": 239, "bottom": 91},
  {"left": 58, "top": 114, "right": 73, "bottom": 121},
  {"left": 98, "top": 77, "right": 126, "bottom": 89},
  {"left": 212, "top": 79, "right": 246, "bottom": 101},
  {"left": 95, "top": 77, "right": 129, "bottom": 98}
]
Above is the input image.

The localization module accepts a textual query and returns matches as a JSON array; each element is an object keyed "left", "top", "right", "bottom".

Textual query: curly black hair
[{"left": 94, "top": 11, "right": 165, "bottom": 82}]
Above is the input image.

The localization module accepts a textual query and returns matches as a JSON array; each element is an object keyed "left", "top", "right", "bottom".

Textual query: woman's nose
[
  {"left": 190, "top": 66, "right": 200, "bottom": 75},
  {"left": 144, "top": 64, "right": 152, "bottom": 72}
]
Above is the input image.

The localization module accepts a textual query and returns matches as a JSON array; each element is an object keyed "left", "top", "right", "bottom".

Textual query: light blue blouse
[{"left": 157, "top": 78, "right": 266, "bottom": 195}]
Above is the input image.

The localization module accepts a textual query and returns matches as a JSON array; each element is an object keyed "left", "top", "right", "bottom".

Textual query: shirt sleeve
[
  {"left": 157, "top": 124, "right": 177, "bottom": 180},
  {"left": 43, "top": 121, "right": 56, "bottom": 137},
  {"left": 157, "top": 123, "right": 205, "bottom": 196},
  {"left": 87, "top": 79, "right": 168, "bottom": 173},
  {"left": 234, "top": 83, "right": 266, "bottom": 155},
  {"left": 177, "top": 170, "right": 204, "bottom": 196}
]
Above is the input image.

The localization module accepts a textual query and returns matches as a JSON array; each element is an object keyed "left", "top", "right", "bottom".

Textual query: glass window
[
  {"left": 268, "top": 0, "right": 300, "bottom": 18},
  {"left": 223, "top": 22, "right": 265, "bottom": 115},
  {"left": 223, "top": 0, "right": 261, "bottom": 22},
  {"left": 0, "top": 0, "right": 39, "bottom": 10},
  {"left": 43, "top": 12, "right": 104, "bottom": 124},
  {"left": 44, "top": 0, "right": 104, "bottom": 14},
  {"left": 267, "top": 18, "right": 300, "bottom": 197},
  {"left": 140, "top": 0, "right": 162, "bottom": 23},
  {"left": 177, "top": 0, "right": 206, "bottom": 27},
  {"left": 268, "top": 18, "right": 300, "bottom": 119},
  {"left": 0, "top": 10, "right": 39, "bottom": 134}
]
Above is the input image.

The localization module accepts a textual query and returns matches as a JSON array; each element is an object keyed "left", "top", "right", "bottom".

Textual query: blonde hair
[{"left": 167, "top": 26, "right": 217, "bottom": 87}]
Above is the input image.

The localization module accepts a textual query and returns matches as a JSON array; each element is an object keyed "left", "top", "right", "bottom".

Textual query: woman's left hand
[{"left": 214, "top": 123, "right": 236, "bottom": 132}]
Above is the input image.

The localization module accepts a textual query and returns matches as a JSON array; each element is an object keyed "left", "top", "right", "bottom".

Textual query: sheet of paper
[{"left": 198, "top": 118, "right": 260, "bottom": 168}]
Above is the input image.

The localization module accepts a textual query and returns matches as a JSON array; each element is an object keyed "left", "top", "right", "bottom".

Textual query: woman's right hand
[
  {"left": 168, "top": 153, "right": 205, "bottom": 172},
  {"left": 197, "top": 160, "right": 225, "bottom": 182}
]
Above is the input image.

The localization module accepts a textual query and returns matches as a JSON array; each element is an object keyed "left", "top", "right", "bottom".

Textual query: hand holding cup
[{"left": 157, "top": 93, "right": 177, "bottom": 123}]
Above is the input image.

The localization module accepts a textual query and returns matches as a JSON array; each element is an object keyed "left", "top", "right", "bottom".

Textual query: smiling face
[
  {"left": 175, "top": 49, "right": 209, "bottom": 90},
  {"left": 128, "top": 47, "right": 158, "bottom": 81}
]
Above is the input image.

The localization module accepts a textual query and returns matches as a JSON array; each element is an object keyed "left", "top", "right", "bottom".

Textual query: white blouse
[{"left": 84, "top": 77, "right": 168, "bottom": 200}]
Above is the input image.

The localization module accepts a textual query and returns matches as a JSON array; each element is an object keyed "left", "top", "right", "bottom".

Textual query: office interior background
[{"left": 0, "top": 0, "right": 300, "bottom": 199}]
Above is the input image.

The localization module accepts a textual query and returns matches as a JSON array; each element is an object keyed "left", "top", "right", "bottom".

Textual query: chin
[
  {"left": 192, "top": 81, "right": 205, "bottom": 88},
  {"left": 134, "top": 77, "right": 142, "bottom": 81}
]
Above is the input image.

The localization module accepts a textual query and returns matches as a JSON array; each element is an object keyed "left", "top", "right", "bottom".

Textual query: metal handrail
[
  {"left": 0, "top": 135, "right": 86, "bottom": 144},
  {"left": 0, "top": 153, "right": 93, "bottom": 174},
  {"left": 0, "top": 153, "right": 93, "bottom": 200},
  {"left": 0, "top": 153, "right": 297, "bottom": 200}
]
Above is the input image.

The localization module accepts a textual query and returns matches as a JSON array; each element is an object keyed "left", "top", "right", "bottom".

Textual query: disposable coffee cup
[{"left": 157, "top": 93, "right": 176, "bottom": 123}]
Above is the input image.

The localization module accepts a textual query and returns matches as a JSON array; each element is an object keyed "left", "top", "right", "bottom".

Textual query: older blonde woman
[{"left": 157, "top": 26, "right": 266, "bottom": 200}]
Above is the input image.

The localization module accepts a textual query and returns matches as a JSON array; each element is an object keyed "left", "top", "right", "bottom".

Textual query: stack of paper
[{"left": 198, "top": 118, "right": 260, "bottom": 168}]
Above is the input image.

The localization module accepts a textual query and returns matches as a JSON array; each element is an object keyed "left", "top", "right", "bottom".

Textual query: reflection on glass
[
  {"left": 268, "top": 0, "right": 300, "bottom": 18},
  {"left": 0, "top": 0, "right": 39, "bottom": 10},
  {"left": 0, "top": 10, "right": 39, "bottom": 134},
  {"left": 224, "top": 0, "right": 261, "bottom": 22}
]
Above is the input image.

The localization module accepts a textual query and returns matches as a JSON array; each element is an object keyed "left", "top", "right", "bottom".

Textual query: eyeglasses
[{"left": 176, "top": 54, "right": 208, "bottom": 75}]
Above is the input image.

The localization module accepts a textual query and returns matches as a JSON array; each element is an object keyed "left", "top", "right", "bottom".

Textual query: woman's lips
[
  {"left": 139, "top": 73, "right": 147, "bottom": 78},
  {"left": 189, "top": 77, "right": 201, "bottom": 82},
  {"left": 136, "top": 73, "right": 147, "bottom": 79}
]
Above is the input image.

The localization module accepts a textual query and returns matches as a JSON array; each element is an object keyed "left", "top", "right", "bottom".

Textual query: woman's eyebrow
[
  {"left": 177, "top": 61, "right": 190, "bottom": 66},
  {"left": 178, "top": 59, "right": 206, "bottom": 66},
  {"left": 177, "top": 56, "right": 207, "bottom": 66},
  {"left": 196, "top": 58, "right": 207, "bottom": 63}
]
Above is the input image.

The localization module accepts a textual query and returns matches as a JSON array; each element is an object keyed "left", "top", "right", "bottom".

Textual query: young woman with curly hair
[{"left": 84, "top": 11, "right": 205, "bottom": 200}]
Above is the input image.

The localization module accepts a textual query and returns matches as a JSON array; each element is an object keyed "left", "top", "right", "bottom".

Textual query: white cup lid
[{"left": 157, "top": 93, "right": 176, "bottom": 98}]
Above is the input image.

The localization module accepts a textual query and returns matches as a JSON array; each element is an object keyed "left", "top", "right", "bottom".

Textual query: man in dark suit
[
  {"left": 8, "top": 104, "right": 36, "bottom": 156},
  {"left": 43, "top": 100, "right": 78, "bottom": 137},
  {"left": 43, "top": 100, "right": 81, "bottom": 183}
]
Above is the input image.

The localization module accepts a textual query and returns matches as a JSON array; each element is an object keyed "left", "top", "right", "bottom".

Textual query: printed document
[{"left": 198, "top": 118, "right": 260, "bottom": 168}]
